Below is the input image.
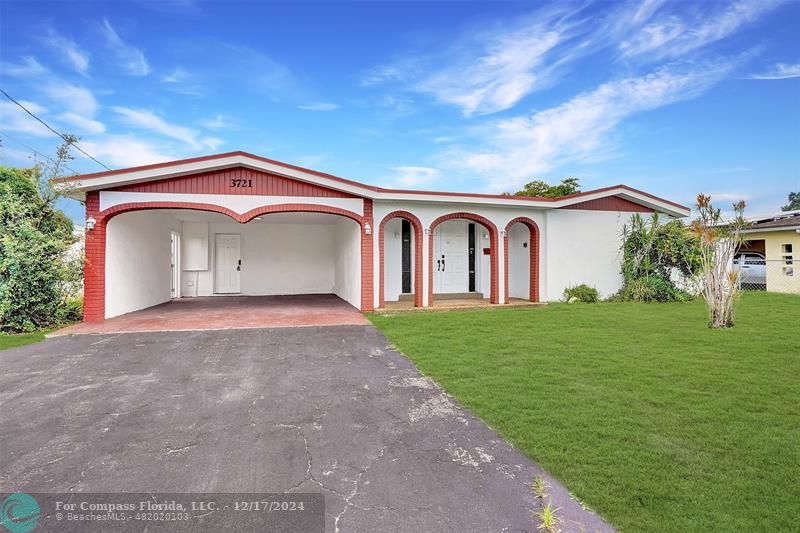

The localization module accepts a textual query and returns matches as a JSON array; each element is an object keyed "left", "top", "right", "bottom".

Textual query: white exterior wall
[
  {"left": 186, "top": 221, "right": 336, "bottom": 296},
  {"left": 105, "top": 211, "right": 179, "bottom": 318},
  {"left": 383, "top": 218, "right": 404, "bottom": 302},
  {"left": 333, "top": 218, "right": 362, "bottom": 308},
  {"left": 545, "top": 209, "right": 639, "bottom": 300}
]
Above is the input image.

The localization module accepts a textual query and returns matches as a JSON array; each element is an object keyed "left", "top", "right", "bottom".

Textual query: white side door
[
  {"left": 215, "top": 234, "right": 241, "bottom": 294},
  {"left": 435, "top": 222, "right": 468, "bottom": 293}
]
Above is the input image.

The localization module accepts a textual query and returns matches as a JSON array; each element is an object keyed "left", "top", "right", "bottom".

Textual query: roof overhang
[{"left": 55, "top": 151, "right": 690, "bottom": 217}]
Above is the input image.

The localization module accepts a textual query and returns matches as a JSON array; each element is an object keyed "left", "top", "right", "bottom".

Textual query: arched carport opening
[
  {"left": 84, "top": 200, "right": 373, "bottom": 321},
  {"left": 428, "top": 213, "right": 499, "bottom": 305},
  {"left": 379, "top": 211, "right": 424, "bottom": 308},
  {"left": 504, "top": 217, "right": 540, "bottom": 303}
]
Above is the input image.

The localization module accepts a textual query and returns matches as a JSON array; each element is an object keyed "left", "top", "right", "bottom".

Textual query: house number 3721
[{"left": 230, "top": 178, "right": 253, "bottom": 188}]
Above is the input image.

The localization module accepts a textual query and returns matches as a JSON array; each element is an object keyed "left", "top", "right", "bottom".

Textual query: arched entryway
[
  {"left": 428, "top": 213, "right": 499, "bottom": 305},
  {"left": 504, "top": 217, "right": 540, "bottom": 303},
  {"left": 378, "top": 211, "right": 424, "bottom": 308},
  {"left": 83, "top": 196, "right": 373, "bottom": 321}
]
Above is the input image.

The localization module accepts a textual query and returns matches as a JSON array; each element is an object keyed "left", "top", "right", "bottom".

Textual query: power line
[
  {"left": 0, "top": 130, "right": 80, "bottom": 176},
  {"left": 0, "top": 87, "right": 112, "bottom": 171}
]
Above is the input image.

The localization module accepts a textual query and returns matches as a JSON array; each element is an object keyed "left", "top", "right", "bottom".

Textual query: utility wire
[
  {"left": 0, "top": 87, "right": 112, "bottom": 171},
  {"left": 0, "top": 130, "right": 80, "bottom": 176}
]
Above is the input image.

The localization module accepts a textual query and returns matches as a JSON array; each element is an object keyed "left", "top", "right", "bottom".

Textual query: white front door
[
  {"left": 215, "top": 234, "right": 241, "bottom": 294},
  {"left": 435, "top": 222, "right": 468, "bottom": 293}
]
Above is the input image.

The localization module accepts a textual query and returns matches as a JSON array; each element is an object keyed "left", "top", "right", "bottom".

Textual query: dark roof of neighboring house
[{"left": 745, "top": 211, "right": 800, "bottom": 231}]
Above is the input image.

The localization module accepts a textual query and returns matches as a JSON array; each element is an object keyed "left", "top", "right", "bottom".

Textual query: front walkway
[
  {"left": 52, "top": 294, "right": 367, "bottom": 336},
  {"left": 1, "top": 326, "right": 613, "bottom": 532}
]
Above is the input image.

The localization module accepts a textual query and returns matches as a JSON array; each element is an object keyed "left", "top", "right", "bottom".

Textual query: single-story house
[
  {"left": 57, "top": 151, "right": 690, "bottom": 322},
  {"left": 738, "top": 210, "right": 799, "bottom": 294}
]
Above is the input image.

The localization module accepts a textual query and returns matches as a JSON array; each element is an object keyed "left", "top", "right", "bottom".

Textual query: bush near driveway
[{"left": 369, "top": 293, "right": 800, "bottom": 532}]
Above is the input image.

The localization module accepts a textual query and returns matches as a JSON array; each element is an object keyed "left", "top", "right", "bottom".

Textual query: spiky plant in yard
[
  {"left": 689, "top": 195, "right": 748, "bottom": 329},
  {"left": 536, "top": 501, "right": 560, "bottom": 532}
]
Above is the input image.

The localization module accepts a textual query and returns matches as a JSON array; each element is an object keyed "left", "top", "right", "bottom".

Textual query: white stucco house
[{"left": 57, "top": 151, "right": 689, "bottom": 322}]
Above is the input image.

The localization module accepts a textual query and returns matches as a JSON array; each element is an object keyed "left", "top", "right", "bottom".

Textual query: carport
[{"left": 101, "top": 207, "right": 364, "bottom": 321}]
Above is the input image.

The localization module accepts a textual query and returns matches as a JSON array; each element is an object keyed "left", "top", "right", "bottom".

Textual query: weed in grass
[
  {"left": 536, "top": 501, "right": 560, "bottom": 532},
  {"left": 532, "top": 475, "right": 548, "bottom": 499}
]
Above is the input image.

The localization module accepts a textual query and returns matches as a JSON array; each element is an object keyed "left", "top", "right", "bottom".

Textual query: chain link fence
[{"left": 735, "top": 257, "right": 798, "bottom": 294}]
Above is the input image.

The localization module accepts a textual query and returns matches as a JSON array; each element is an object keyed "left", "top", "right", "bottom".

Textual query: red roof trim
[{"left": 55, "top": 150, "right": 689, "bottom": 212}]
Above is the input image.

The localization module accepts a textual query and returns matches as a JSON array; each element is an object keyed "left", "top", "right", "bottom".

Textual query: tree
[
  {"left": 507, "top": 177, "right": 581, "bottom": 198},
  {"left": 689, "top": 195, "right": 748, "bottom": 329},
  {"left": 0, "top": 138, "right": 82, "bottom": 332},
  {"left": 782, "top": 192, "right": 800, "bottom": 211},
  {"left": 617, "top": 213, "right": 701, "bottom": 302}
]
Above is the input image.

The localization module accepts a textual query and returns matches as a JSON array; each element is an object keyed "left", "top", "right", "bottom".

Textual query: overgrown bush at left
[{"left": 0, "top": 166, "right": 83, "bottom": 333}]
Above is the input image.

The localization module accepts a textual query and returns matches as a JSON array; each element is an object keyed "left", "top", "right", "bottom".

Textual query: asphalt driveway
[{"left": 0, "top": 326, "right": 611, "bottom": 532}]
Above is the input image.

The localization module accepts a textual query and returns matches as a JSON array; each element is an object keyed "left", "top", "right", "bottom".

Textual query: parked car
[{"left": 733, "top": 252, "right": 766, "bottom": 287}]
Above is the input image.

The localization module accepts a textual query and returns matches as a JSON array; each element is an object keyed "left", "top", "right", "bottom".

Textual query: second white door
[
  {"left": 215, "top": 234, "right": 241, "bottom": 294},
  {"left": 435, "top": 222, "right": 468, "bottom": 293}
]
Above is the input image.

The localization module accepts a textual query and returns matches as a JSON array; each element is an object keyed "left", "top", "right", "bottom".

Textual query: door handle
[
  {"left": 436, "top": 259, "right": 441, "bottom": 272},
  {"left": 441, "top": 255, "right": 445, "bottom": 272},
  {"left": 237, "top": 259, "right": 241, "bottom": 271}
]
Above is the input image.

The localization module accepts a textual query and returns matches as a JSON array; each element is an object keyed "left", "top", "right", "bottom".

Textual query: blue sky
[{"left": 1, "top": 0, "right": 798, "bottom": 222}]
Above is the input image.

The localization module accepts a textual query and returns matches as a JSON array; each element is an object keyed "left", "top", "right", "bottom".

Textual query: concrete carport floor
[
  {"left": 2, "top": 325, "right": 612, "bottom": 532},
  {"left": 53, "top": 294, "right": 368, "bottom": 335}
]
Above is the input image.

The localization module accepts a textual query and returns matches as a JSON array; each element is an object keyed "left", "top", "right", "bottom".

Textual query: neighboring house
[
  {"left": 738, "top": 210, "right": 799, "bottom": 294},
  {"left": 56, "top": 151, "right": 690, "bottom": 322}
]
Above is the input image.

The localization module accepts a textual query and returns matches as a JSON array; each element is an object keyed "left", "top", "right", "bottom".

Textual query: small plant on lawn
[
  {"left": 689, "top": 194, "right": 748, "bottom": 328},
  {"left": 532, "top": 475, "right": 548, "bottom": 499},
  {"left": 563, "top": 284, "right": 599, "bottom": 303},
  {"left": 536, "top": 501, "right": 560, "bottom": 532}
]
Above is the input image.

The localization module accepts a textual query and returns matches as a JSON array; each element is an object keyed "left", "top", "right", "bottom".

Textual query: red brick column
[
  {"left": 83, "top": 191, "right": 106, "bottom": 322},
  {"left": 503, "top": 218, "right": 540, "bottom": 304},
  {"left": 361, "top": 199, "right": 374, "bottom": 312}
]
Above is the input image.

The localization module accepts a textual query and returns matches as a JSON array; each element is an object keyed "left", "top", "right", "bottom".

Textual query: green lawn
[
  {"left": 369, "top": 293, "right": 800, "bottom": 532},
  {"left": 0, "top": 330, "right": 48, "bottom": 351}
]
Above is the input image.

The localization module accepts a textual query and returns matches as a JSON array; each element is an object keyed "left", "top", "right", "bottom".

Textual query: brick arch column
[
  {"left": 82, "top": 197, "right": 374, "bottom": 322},
  {"left": 428, "top": 213, "right": 499, "bottom": 305},
  {"left": 503, "top": 217, "right": 540, "bottom": 304},
  {"left": 378, "top": 211, "right": 424, "bottom": 308}
]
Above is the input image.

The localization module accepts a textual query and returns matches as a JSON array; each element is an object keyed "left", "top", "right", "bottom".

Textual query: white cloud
[
  {"left": 59, "top": 113, "right": 106, "bottom": 135},
  {"left": 161, "top": 67, "right": 190, "bottom": 83},
  {"left": 749, "top": 62, "right": 800, "bottom": 80},
  {"left": 297, "top": 102, "right": 339, "bottom": 111},
  {"left": 44, "top": 27, "right": 89, "bottom": 74},
  {"left": 1, "top": 56, "right": 47, "bottom": 77},
  {"left": 387, "top": 166, "right": 441, "bottom": 188},
  {"left": 418, "top": 26, "right": 564, "bottom": 116},
  {"left": 0, "top": 100, "right": 52, "bottom": 137},
  {"left": 78, "top": 134, "right": 174, "bottom": 167},
  {"left": 44, "top": 83, "right": 99, "bottom": 116},
  {"left": 619, "top": 0, "right": 783, "bottom": 60},
  {"left": 200, "top": 114, "right": 235, "bottom": 130},
  {"left": 101, "top": 19, "right": 150, "bottom": 76},
  {"left": 451, "top": 60, "right": 738, "bottom": 192},
  {"left": 111, "top": 106, "right": 219, "bottom": 150},
  {"left": 294, "top": 154, "right": 327, "bottom": 168}
]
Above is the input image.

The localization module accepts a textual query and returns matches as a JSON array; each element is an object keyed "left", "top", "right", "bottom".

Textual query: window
[{"left": 781, "top": 243, "right": 794, "bottom": 277}]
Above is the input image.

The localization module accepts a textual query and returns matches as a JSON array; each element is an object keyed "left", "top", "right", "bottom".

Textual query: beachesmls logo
[{"left": 0, "top": 493, "right": 40, "bottom": 533}]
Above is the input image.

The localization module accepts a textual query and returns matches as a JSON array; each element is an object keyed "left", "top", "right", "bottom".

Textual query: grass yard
[
  {"left": 0, "top": 330, "right": 49, "bottom": 351},
  {"left": 369, "top": 293, "right": 800, "bottom": 532}
]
